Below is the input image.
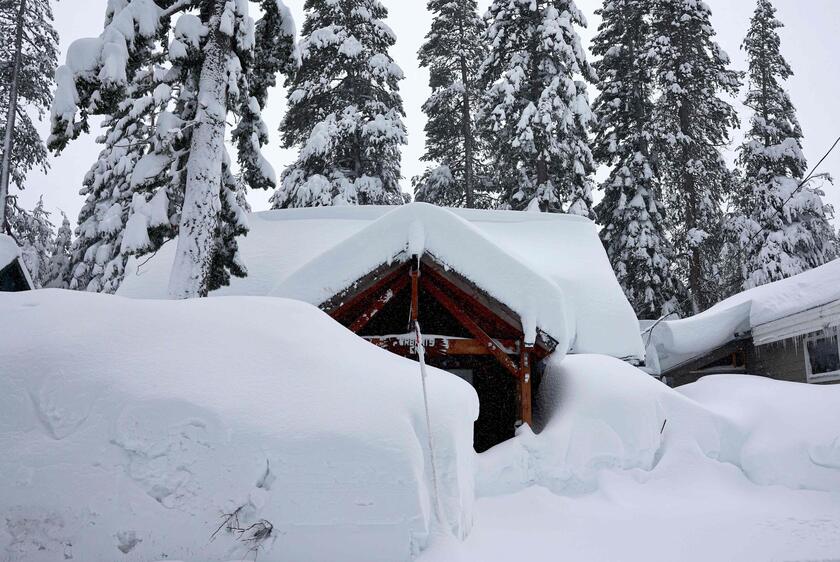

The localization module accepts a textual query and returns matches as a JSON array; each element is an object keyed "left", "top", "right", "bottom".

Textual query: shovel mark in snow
[{"left": 30, "top": 374, "right": 97, "bottom": 440}]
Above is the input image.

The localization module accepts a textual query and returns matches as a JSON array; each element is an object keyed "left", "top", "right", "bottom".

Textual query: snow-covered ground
[
  {"left": 423, "top": 356, "right": 840, "bottom": 562},
  {"left": 2, "top": 292, "right": 839, "bottom": 561}
]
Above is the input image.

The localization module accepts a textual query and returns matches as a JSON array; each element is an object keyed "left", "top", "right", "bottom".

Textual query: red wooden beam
[
  {"left": 348, "top": 274, "right": 410, "bottom": 333},
  {"left": 329, "top": 263, "right": 408, "bottom": 323},
  {"left": 421, "top": 276, "right": 520, "bottom": 377},
  {"left": 518, "top": 341, "right": 533, "bottom": 426},
  {"left": 365, "top": 335, "right": 519, "bottom": 356},
  {"left": 422, "top": 263, "right": 522, "bottom": 338},
  {"left": 423, "top": 260, "right": 558, "bottom": 357},
  {"left": 409, "top": 258, "right": 420, "bottom": 325}
]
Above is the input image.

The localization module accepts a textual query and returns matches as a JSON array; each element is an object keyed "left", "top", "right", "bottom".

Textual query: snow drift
[
  {"left": 0, "top": 290, "right": 478, "bottom": 562},
  {"left": 478, "top": 355, "right": 840, "bottom": 497},
  {"left": 426, "top": 357, "right": 840, "bottom": 562}
]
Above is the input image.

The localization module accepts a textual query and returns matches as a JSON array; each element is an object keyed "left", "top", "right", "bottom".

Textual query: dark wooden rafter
[
  {"left": 421, "top": 275, "right": 520, "bottom": 376},
  {"left": 422, "top": 259, "right": 557, "bottom": 357},
  {"left": 422, "top": 260, "right": 522, "bottom": 338},
  {"left": 348, "top": 274, "right": 410, "bottom": 333},
  {"left": 327, "top": 262, "right": 408, "bottom": 322}
]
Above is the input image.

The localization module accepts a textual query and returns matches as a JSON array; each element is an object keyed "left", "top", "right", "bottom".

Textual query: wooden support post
[
  {"left": 409, "top": 255, "right": 420, "bottom": 326},
  {"left": 518, "top": 341, "right": 533, "bottom": 427}
]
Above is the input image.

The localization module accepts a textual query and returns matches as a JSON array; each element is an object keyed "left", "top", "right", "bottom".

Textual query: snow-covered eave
[
  {"left": 17, "top": 256, "right": 35, "bottom": 290},
  {"left": 270, "top": 203, "right": 574, "bottom": 351},
  {"left": 651, "top": 259, "right": 840, "bottom": 370},
  {"left": 752, "top": 299, "right": 840, "bottom": 346}
]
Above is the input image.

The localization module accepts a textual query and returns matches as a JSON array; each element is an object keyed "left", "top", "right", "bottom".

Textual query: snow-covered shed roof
[
  {"left": 0, "top": 234, "right": 34, "bottom": 290},
  {"left": 648, "top": 258, "right": 840, "bottom": 372},
  {"left": 119, "top": 203, "right": 645, "bottom": 360},
  {"left": 0, "top": 234, "right": 21, "bottom": 270}
]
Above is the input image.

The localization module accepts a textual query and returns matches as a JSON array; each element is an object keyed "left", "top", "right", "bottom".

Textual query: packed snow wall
[{"left": 0, "top": 290, "right": 479, "bottom": 562}]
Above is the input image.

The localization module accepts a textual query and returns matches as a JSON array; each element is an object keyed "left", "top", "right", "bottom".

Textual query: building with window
[{"left": 646, "top": 259, "right": 840, "bottom": 386}]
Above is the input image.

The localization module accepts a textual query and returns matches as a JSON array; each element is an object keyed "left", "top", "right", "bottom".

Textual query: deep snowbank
[
  {"left": 0, "top": 290, "right": 478, "bottom": 562},
  {"left": 478, "top": 355, "right": 840, "bottom": 497},
  {"left": 679, "top": 375, "right": 840, "bottom": 491},
  {"left": 433, "top": 356, "right": 840, "bottom": 562}
]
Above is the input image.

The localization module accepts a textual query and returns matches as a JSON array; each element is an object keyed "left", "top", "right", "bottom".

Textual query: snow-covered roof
[
  {"left": 119, "top": 203, "right": 645, "bottom": 360},
  {"left": 0, "top": 234, "right": 21, "bottom": 270},
  {"left": 0, "top": 234, "right": 34, "bottom": 289},
  {"left": 649, "top": 258, "right": 840, "bottom": 372}
]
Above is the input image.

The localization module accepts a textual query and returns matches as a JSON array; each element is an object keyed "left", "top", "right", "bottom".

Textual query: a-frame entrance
[{"left": 323, "top": 255, "right": 555, "bottom": 451}]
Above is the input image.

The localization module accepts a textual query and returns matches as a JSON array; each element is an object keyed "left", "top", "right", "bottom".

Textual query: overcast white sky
[{"left": 19, "top": 0, "right": 840, "bottom": 226}]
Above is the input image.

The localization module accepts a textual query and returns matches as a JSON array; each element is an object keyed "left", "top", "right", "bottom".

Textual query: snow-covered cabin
[
  {"left": 0, "top": 234, "right": 34, "bottom": 292},
  {"left": 119, "top": 203, "right": 644, "bottom": 451},
  {"left": 647, "top": 259, "right": 840, "bottom": 387}
]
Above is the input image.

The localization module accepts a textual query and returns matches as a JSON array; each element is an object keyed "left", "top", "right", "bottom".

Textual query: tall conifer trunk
[
  {"left": 169, "top": 0, "right": 228, "bottom": 298},
  {"left": 0, "top": 0, "right": 27, "bottom": 231},
  {"left": 458, "top": 28, "right": 475, "bottom": 209}
]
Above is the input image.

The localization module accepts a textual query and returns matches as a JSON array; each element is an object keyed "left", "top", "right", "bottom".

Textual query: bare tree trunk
[
  {"left": 0, "top": 0, "right": 27, "bottom": 231},
  {"left": 168, "top": 0, "right": 228, "bottom": 299}
]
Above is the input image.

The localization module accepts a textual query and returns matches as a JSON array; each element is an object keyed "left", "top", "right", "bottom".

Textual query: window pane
[{"left": 807, "top": 336, "right": 840, "bottom": 375}]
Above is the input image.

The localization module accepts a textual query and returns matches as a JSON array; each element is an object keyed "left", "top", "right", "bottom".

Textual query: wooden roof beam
[
  {"left": 421, "top": 276, "right": 520, "bottom": 377},
  {"left": 348, "top": 274, "right": 410, "bottom": 333}
]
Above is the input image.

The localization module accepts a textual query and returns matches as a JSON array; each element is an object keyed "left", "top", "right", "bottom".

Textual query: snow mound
[
  {"left": 477, "top": 355, "right": 719, "bottom": 496},
  {"left": 0, "top": 290, "right": 478, "bottom": 562},
  {"left": 679, "top": 375, "right": 840, "bottom": 491},
  {"left": 477, "top": 355, "right": 840, "bottom": 497}
]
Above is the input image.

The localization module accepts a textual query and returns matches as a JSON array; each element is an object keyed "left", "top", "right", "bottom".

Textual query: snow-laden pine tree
[
  {"left": 65, "top": 60, "right": 165, "bottom": 294},
  {"left": 6, "top": 196, "right": 54, "bottom": 288},
  {"left": 413, "top": 0, "right": 491, "bottom": 209},
  {"left": 477, "top": 0, "right": 597, "bottom": 215},
  {"left": 0, "top": 0, "right": 59, "bottom": 230},
  {"left": 729, "top": 0, "right": 837, "bottom": 290},
  {"left": 272, "top": 0, "right": 407, "bottom": 208},
  {"left": 592, "top": 0, "right": 678, "bottom": 319},
  {"left": 646, "top": 0, "right": 741, "bottom": 312},
  {"left": 50, "top": 0, "right": 297, "bottom": 298},
  {"left": 45, "top": 212, "right": 73, "bottom": 289}
]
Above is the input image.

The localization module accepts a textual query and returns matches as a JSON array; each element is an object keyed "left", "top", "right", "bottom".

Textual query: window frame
[{"left": 804, "top": 330, "right": 840, "bottom": 383}]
